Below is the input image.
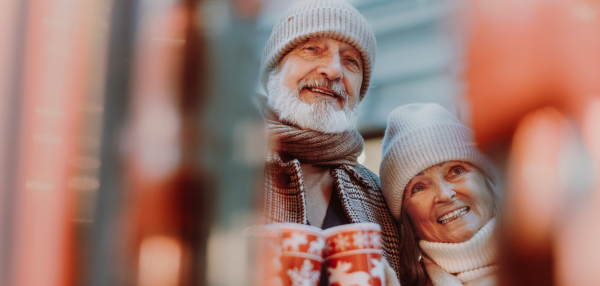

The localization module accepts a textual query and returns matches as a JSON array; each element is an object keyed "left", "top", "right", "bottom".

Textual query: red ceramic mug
[
  {"left": 323, "top": 223, "right": 385, "bottom": 286},
  {"left": 273, "top": 223, "right": 325, "bottom": 286}
]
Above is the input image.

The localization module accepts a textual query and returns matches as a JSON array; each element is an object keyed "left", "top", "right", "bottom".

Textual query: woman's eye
[
  {"left": 452, "top": 166, "right": 465, "bottom": 175},
  {"left": 411, "top": 184, "right": 425, "bottom": 194}
]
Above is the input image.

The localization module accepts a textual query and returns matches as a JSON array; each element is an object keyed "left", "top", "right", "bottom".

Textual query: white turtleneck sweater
[{"left": 419, "top": 218, "right": 498, "bottom": 286}]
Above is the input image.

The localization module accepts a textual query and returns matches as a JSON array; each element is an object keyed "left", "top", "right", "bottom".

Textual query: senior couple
[{"left": 259, "top": 1, "right": 500, "bottom": 285}]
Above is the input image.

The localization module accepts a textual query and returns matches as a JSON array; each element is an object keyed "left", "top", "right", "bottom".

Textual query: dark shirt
[{"left": 308, "top": 187, "right": 350, "bottom": 286}]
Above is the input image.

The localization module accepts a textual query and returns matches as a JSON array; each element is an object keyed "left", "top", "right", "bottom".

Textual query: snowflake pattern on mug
[
  {"left": 287, "top": 259, "right": 320, "bottom": 286},
  {"left": 352, "top": 231, "right": 370, "bottom": 249},
  {"left": 324, "top": 229, "right": 382, "bottom": 257},
  {"left": 369, "top": 232, "right": 381, "bottom": 249},
  {"left": 333, "top": 234, "right": 352, "bottom": 252}
]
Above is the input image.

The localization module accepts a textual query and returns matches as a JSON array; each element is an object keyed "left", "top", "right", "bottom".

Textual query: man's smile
[{"left": 305, "top": 86, "right": 340, "bottom": 98}]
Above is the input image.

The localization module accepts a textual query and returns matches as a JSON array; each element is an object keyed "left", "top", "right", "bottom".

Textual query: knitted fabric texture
[
  {"left": 380, "top": 103, "right": 498, "bottom": 220},
  {"left": 419, "top": 218, "right": 498, "bottom": 283},
  {"left": 259, "top": 0, "right": 376, "bottom": 100},
  {"left": 267, "top": 119, "right": 364, "bottom": 167}
]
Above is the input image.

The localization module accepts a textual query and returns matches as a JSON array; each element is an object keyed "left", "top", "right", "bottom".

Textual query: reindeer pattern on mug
[
  {"left": 307, "top": 237, "right": 325, "bottom": 255},
  {"left": 324, "top": 229, "right": 384, "bottom": 286},
  {"left": 326, "top": 258, "right": 384, "bottom": 286},
  {"left": 279, "top": 229, "right": 325, "bottom": 286},
  {"left": 282, "top": 232, "right": 309, "bottom": 252}
]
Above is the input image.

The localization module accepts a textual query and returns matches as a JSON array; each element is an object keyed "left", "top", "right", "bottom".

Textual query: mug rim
[
  {"left": 323, "top": 222, "right": 381, "bottom": 237},
  {"left": 270, "top": 222, "right": 324, "bottom": 236}
]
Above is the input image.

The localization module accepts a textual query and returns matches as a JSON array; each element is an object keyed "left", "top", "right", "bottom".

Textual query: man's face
[
  {"left": 267, "top": 37, "right": 364, "bottom": 133},
  {"left": 279, "top": 37, "right": 363, "bottom": 110}
]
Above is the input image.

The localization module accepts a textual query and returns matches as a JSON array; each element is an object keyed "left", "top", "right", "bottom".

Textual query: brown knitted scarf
[{"left": 267, "top": 119, "right": 364, "bottom": 167}]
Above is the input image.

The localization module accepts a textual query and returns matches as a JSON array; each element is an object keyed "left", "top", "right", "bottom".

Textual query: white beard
[{"left": 266, "top": 68, "right": 359, "bottom": 134}]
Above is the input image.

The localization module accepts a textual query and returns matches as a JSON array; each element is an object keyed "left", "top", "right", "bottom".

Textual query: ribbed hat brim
[{"left": 259, "top": 0, "right": 376, "bottom": 100}]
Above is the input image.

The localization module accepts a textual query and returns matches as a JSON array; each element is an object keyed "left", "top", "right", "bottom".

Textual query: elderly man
[{"left": 258, "top": 0, "right": 401, "bottom": 283}]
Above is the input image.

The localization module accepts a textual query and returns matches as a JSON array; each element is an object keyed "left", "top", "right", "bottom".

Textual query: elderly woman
[{"left": 380, "top": 103, "right": 500, "bottom": 286}]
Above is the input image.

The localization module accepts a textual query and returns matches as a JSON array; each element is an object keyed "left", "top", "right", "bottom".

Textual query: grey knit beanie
[
  {"left": 380, "top": 103, "right": 498, "bottom": 221},
  {"left": 259, "top": 0, "right": 376, "bottom": 100}
]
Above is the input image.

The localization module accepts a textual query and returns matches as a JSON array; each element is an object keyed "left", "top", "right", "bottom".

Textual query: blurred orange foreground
[{"left": 465, "top": 0, "right": 600, "bottom": 285}]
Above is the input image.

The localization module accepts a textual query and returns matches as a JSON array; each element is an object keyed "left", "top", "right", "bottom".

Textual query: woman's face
[{"left": 403, "top": 161, "right": 494, "bottom": 243}]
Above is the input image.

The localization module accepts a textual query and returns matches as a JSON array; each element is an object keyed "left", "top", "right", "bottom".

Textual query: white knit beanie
[
  {"left": 380, "top": 103, "right": 498, "bottom": 221},
  {"left": 259, "top": 0, "right": 377, "bottom": 100}
]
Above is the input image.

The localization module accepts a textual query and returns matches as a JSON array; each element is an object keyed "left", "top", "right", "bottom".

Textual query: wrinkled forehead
[
  {"left": 401, "top": 161, "right": 487, "bottom": 199},
  {"left": 302, "top": 37, "right": 361, "bottom": 52},
  {"left": 413, "top": 162, "right": 447, "bottom": 177},
  {"left": 282, "top": 37, "right": 364, "bottom": 63}
]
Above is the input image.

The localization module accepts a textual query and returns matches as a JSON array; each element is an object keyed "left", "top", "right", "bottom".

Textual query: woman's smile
[{"left": 437, "top": 206, "right": 470, "bottom": 224}]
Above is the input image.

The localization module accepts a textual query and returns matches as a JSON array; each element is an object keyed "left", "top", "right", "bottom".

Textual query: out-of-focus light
[
  {"left": 150, "top": 37, "right": 185, "bottom": 46},
  {"left": 71, "top": 157, "right": 101, "bottom": 169},
  {"left": 34, "top": 107, "right": 63, "bottom": 117},
  {"left": 33, "top": 134, "right": 62, "bottom": 144},
  {"left": 79, "top": 103, "right": 104, "bottom": 113},
  {"left": 42, "top": 18, "right": 70, "bottom": 30},
  {"left": 78, "top": 137, "right": 101, "bottom": 148},
  {"left": 207, "top": 224, "right": 251, "bottom": 285},
  {"left": 583, "top": 97, "right": 600, "bottom": 162},
  {"left": 133, "top": 99, "right": 181, "bottom": 179},
  {"left": 138, "top": 236, "right": 182, "bottom": 286},
  {"left": 507, "top": 107, "right": 566, "bottom": 254},
  {"left": 232, "top": 119, "right": 267, "bottom": 166},
  {"left": 25, "top": 181, "right": 55, "bottom": 191},
  {"left": 571, "top": 2, "right": 597, "bottom": 22},
  {"left": 67, "top": 177, "right": 100, "bottom": 191},
  {"left": 358, "top": 151, "right": 366, "bottom": 165},
  {"left": 72, "top": 218, "right": 93, "bottom": 224}
]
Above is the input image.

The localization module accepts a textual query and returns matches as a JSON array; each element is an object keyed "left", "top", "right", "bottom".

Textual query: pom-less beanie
[
  {"left": 259, "top": 0, "right": 377, "bottom": 100},
  {"left": 380, "top": 103, "right": 498, "bottom": 221}
]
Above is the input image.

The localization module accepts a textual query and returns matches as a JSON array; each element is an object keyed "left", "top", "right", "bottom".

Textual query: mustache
[{"left": 298, "top": 77, "right": 349, "bottom": 101}]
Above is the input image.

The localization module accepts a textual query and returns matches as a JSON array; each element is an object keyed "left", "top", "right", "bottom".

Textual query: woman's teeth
[{"left": 438, "top": 207, "right": 469, "bottom": 224}]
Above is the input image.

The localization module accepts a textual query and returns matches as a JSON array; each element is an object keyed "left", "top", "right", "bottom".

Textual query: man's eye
[
  {"left": 305, "top": 46, "right": 317, "bottom": 51},
  {"left": 347, "top": 58, "right": 359, "bottom": 67}
]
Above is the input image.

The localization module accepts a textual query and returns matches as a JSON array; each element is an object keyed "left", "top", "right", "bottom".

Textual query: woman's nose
[
  {"left": 317, "top": 53, "right": 343, "bottom": 80},
  {"left": 434, "top": 183, "right": 456, "bottom": 203}
]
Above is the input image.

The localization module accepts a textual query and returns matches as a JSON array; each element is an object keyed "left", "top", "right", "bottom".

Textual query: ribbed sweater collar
[{"left": 419, "top": 218, "right": 498, "bottom": 283}]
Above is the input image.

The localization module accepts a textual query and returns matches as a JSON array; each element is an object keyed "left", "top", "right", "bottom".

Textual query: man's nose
[
  {"left": 317, "top": 53, "right": 343, "bottom": 80},
  {"left": 434, "top": 183, "right": 456, "bottom": 204}
]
